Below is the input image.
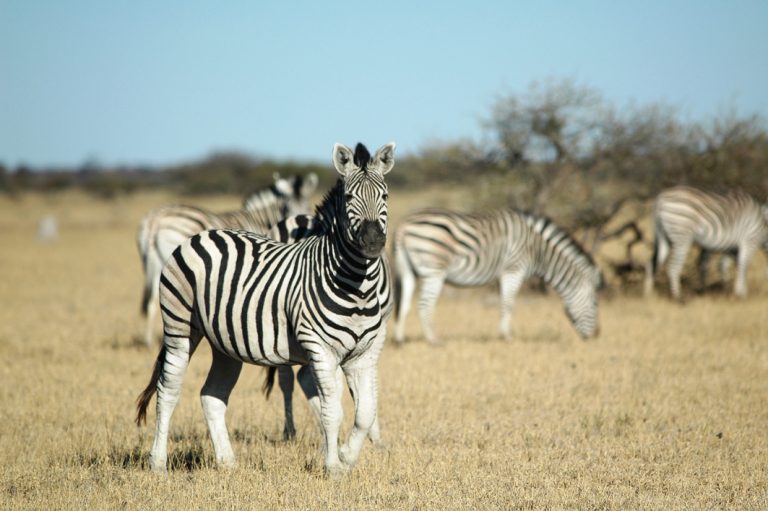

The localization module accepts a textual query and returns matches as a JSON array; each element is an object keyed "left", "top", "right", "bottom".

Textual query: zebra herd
[{"left": 133, "top": 143, "right": 768, "bottom": 476}]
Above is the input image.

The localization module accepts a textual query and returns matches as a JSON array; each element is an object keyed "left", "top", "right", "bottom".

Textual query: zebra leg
[
  {"left": 734, "top": 245, "right": 755, "bottom": 298},
  {"left": 393, "top": 251, "right": 416, "bottom": 343},
  {"left": 200, "top": 349, "right": 243, "bottom": 469},
  {"left": 696, "top": 249, "right": 711, "bottom": 292},
  {"left": 149, "top": 331, "right": 202, "bottom": 473},
  {"left": 417, "top": 274, "right": 445, "bottom": 344},
  {"left": 666, "top": 239, "right": 692, "bottom": 301},
  {"left": 499, "top": 270, "right": 526, "bottom": 340},
  {"left": 645, "top": 231, "right": 671, "bottom": 297},
  {"left": 719, "top": 253, "right": 734, "bottom": 284},
  {"left": 339, "top": 361, "right": 379, "bottom": 468},
  {"left": 297, "top": 364, "right": 322, "bottom": 428},
  {"left": 277, "top": 366, "right": 296, "bottom": 440},
  {"left": 308, "top": 359, "right": 346, "bottom": 477}
]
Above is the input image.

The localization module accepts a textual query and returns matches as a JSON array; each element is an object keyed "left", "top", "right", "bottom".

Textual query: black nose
[{"left": 358, "top": 221, "right": 385, "bottom": 254}]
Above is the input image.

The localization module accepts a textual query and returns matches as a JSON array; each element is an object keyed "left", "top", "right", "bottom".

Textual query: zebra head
[
  {"left": 564, "top": 267, "right": 602, "bottom": 340},
  {"left": 270, "top": 172, "right": 319, "bottom": 217},
  {"left": 332, "top": 142, "right": 396, "bottom": 258}
]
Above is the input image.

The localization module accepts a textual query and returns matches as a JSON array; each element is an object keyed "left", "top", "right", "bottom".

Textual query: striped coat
[
  {"left": 393, "top": 208, "right": 603, "bottom": 343},
  {"left": 136, "top": 142, "right": 396, "bottom": 477},
  {"left": 645, "top": 186, "right": 768, "bottom": 299},
  {"left": 136, "top": 173, "right": 317, "bottom": 346}
]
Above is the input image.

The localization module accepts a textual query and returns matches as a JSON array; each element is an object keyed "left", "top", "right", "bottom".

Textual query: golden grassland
[{"left": 1, "top": 189, "right": 767, "bottom": 510}]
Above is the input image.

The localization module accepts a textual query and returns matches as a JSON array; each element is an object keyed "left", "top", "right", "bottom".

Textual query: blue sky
[{"left": 1, "top": 0, "right": 766, "bottom": 168}]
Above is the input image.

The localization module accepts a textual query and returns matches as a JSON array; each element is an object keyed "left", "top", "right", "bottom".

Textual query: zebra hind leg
[
  {"left": 148, "top": 330, "right": 203, "bottom": 473},
  {"left": 277, "top": 366, "right": 297, "bottom": 440},
  {"left": 393, "top": 246, "right": 416, "bottom": 343},
  {"left": 666, "top": 240, "right": 692, "bottom": 302},
  {"left": 200, "top": 349, "right": 243, "bottom": 469}
]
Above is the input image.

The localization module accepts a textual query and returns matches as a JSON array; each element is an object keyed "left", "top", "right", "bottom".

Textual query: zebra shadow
[{"left": 68, "top": 444, "right": 212, "bottom": 472}]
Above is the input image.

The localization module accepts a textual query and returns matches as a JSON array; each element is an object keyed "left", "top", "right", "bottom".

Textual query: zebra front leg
[
  {"left": 200, "top": 349, "right": 243, "bottom": 469},
  {"left": 277, "top": 366, "right": 296, "bottom": 440},
  {"left": 149, "top": 333, "right": 202, "bottom": 473},
  {"left": 309, "top": 359, "right": 346, "bottom": 477},
  {"left": 339, "top": 360, "right": 379, "bottom": 468},
  {"left": 499, "top": 270, "right": 526, "bottom": 340},
  {"left": 417, "top": 274, "right": 445, "bottom": 344},
  {"left": 734, "top": 245, "right": 755, "bottom": 298}
]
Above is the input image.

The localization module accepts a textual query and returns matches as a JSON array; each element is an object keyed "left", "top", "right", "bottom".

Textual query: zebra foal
[
  {"left": 393, "top": 209, "right": 603, "bottom": 343},
  {"left": 645, "top": 186, "right": 768, "bottom": 300},
  {"left": 136, "top": 173, "right": 317, "bottom": 346},
  {"left": 136, "top": 142, "right": 396, "bottom": 477}
]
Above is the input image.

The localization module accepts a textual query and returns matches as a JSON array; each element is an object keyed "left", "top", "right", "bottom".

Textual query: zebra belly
[{"left": 205, "top": 321, "right": 309, "bottom": 367}]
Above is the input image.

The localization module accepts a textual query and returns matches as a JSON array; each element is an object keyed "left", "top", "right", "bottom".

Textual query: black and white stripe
[
  {"left": 264, "top": 213, "right": 392, "bottom": 441},
  {"left": 136, "top": 142, "right": 396, "bottom": 477},
  {"left": 393, "top": 208, "right": 603, "bottom": 343},
  {"left": 645, "top": 185, "right": 768, "bottom": 299},
  {"left": 136, "top": 173, "right": 318, "bottom": 346}
]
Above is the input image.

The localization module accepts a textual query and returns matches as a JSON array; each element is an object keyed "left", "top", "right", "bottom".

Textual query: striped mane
[
  {"left": 518, "top": 210, "right": 596, "bottom": 268},
  {"left": 312, "top": 179, "right": 345, "bottom": 235}
]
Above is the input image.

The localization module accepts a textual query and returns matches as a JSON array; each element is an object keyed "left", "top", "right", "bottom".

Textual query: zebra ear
[
  {"left": 373, "top": 142, "right": 396, "bottom": 175},
  {"left": 301, "top": 173, "right": 319, "bottom": 197},
  {"left": 332, "top": 143, "right": 355, "bottom": 176},
  {"left": 273, "top": 176, "right": 294, "bottom": 196}
]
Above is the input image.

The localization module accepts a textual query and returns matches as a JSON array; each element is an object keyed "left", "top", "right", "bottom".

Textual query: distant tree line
[
  {"left": 3, "top": 78, "right": 767, "bottom": 222},
  {"left": 0, "top": 152, "right": 330, "bottom": 199}
]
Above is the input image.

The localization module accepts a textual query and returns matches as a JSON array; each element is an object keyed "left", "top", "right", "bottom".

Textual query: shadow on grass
[{"left": 69, "top": 444, "right": 214, "bottom": 472}]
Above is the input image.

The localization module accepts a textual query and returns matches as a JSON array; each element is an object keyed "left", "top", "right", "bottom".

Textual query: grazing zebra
[
  {"left": 263, "top": 213, "right": 390, "bottom": 443},
  {"left": 393, "top": 209, "right": 603, "bottom": 343},
  {"left": 644, "top": 186, "right": 768, "bottom": 300},
  {"left": 136, "top": 173, "right": 318, "bottom": 346},
  {"left": 136, "top": 142, "right": 396, "bottom": 477}
]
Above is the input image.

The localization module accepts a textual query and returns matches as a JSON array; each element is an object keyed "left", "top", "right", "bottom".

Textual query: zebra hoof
[
  {"left": 283, "top": 428, "right": 297, "bottom": 442},
  {"left": 325, "top": 462, "right": 350, "bottom": 480}
]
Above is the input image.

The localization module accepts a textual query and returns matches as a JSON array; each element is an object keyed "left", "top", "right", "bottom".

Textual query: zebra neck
[{"left": 320, "top": 233, "right": 382, "bottom": 297}]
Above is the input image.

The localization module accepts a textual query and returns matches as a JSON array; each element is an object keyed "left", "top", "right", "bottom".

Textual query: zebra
[
  {"left": 136, "top": 142, "right": 396, "bottom": 477},
  {"left": 644, "top": 185, "right": 768, "bottom": 300},
  {"left": 392, "top": 208, "right": 603, "bottom": 344},
  {"left": 263, "top": 213, "right": 391, "bottom": 443},
  {"left": 136, "top": 173, "right": 318, "bottom": 346}
]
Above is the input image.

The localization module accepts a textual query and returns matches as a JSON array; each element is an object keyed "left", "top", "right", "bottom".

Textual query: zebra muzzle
[{"left": 357, "top": 221, "right": 386, "bottom": 257}]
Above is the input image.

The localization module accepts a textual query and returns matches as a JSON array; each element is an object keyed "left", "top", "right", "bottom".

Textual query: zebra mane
[
  {"left": 354, "top": 143, "right": 371, "bottom": 170},
  {"left": 518, "top": 210, "right": 597, "bottom": 268},
  {"left": 312, "top": 179, "right": 345, "bottom": 234}
]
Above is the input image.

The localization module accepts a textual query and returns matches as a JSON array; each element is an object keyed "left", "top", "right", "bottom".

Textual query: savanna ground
[{"left": 1, "top": 187, "right": 767, "bottom": 510}]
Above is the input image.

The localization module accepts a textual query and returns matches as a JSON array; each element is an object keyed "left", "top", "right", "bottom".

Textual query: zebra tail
[
  {"left": 262, "top": 367, "right": 277, "bottom": 399},
  {"left": 135, "top": 344, "right": 166, "bottom": 426}
]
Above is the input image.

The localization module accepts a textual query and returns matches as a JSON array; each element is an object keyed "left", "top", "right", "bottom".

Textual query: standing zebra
[
  {"left": 263, "top": 213, "right": 391, "bottom": 443},
  {"left": 393, "top": 209, "right": 602, "bottom": 344},
  {"left": 136, "top": 142, "right": 396, "bottom": 477},
  {"left": 136, "top": 173, "right": 318, "bottom": 346},
  {"left": 644, "top": 186, "right": 768, "bottom": 300}
]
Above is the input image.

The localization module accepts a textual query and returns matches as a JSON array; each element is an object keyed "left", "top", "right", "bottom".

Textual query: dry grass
[{"left": 1, "top": 189, "right": 767, "bottom": 510}]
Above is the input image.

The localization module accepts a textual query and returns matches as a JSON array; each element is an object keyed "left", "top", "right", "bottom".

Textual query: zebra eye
[
  {"left": 382, "top": 193, "right": 389, "bottom": 201},
  {"left": 345, "top": 193, "right": 354, "bottom": 203}
]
